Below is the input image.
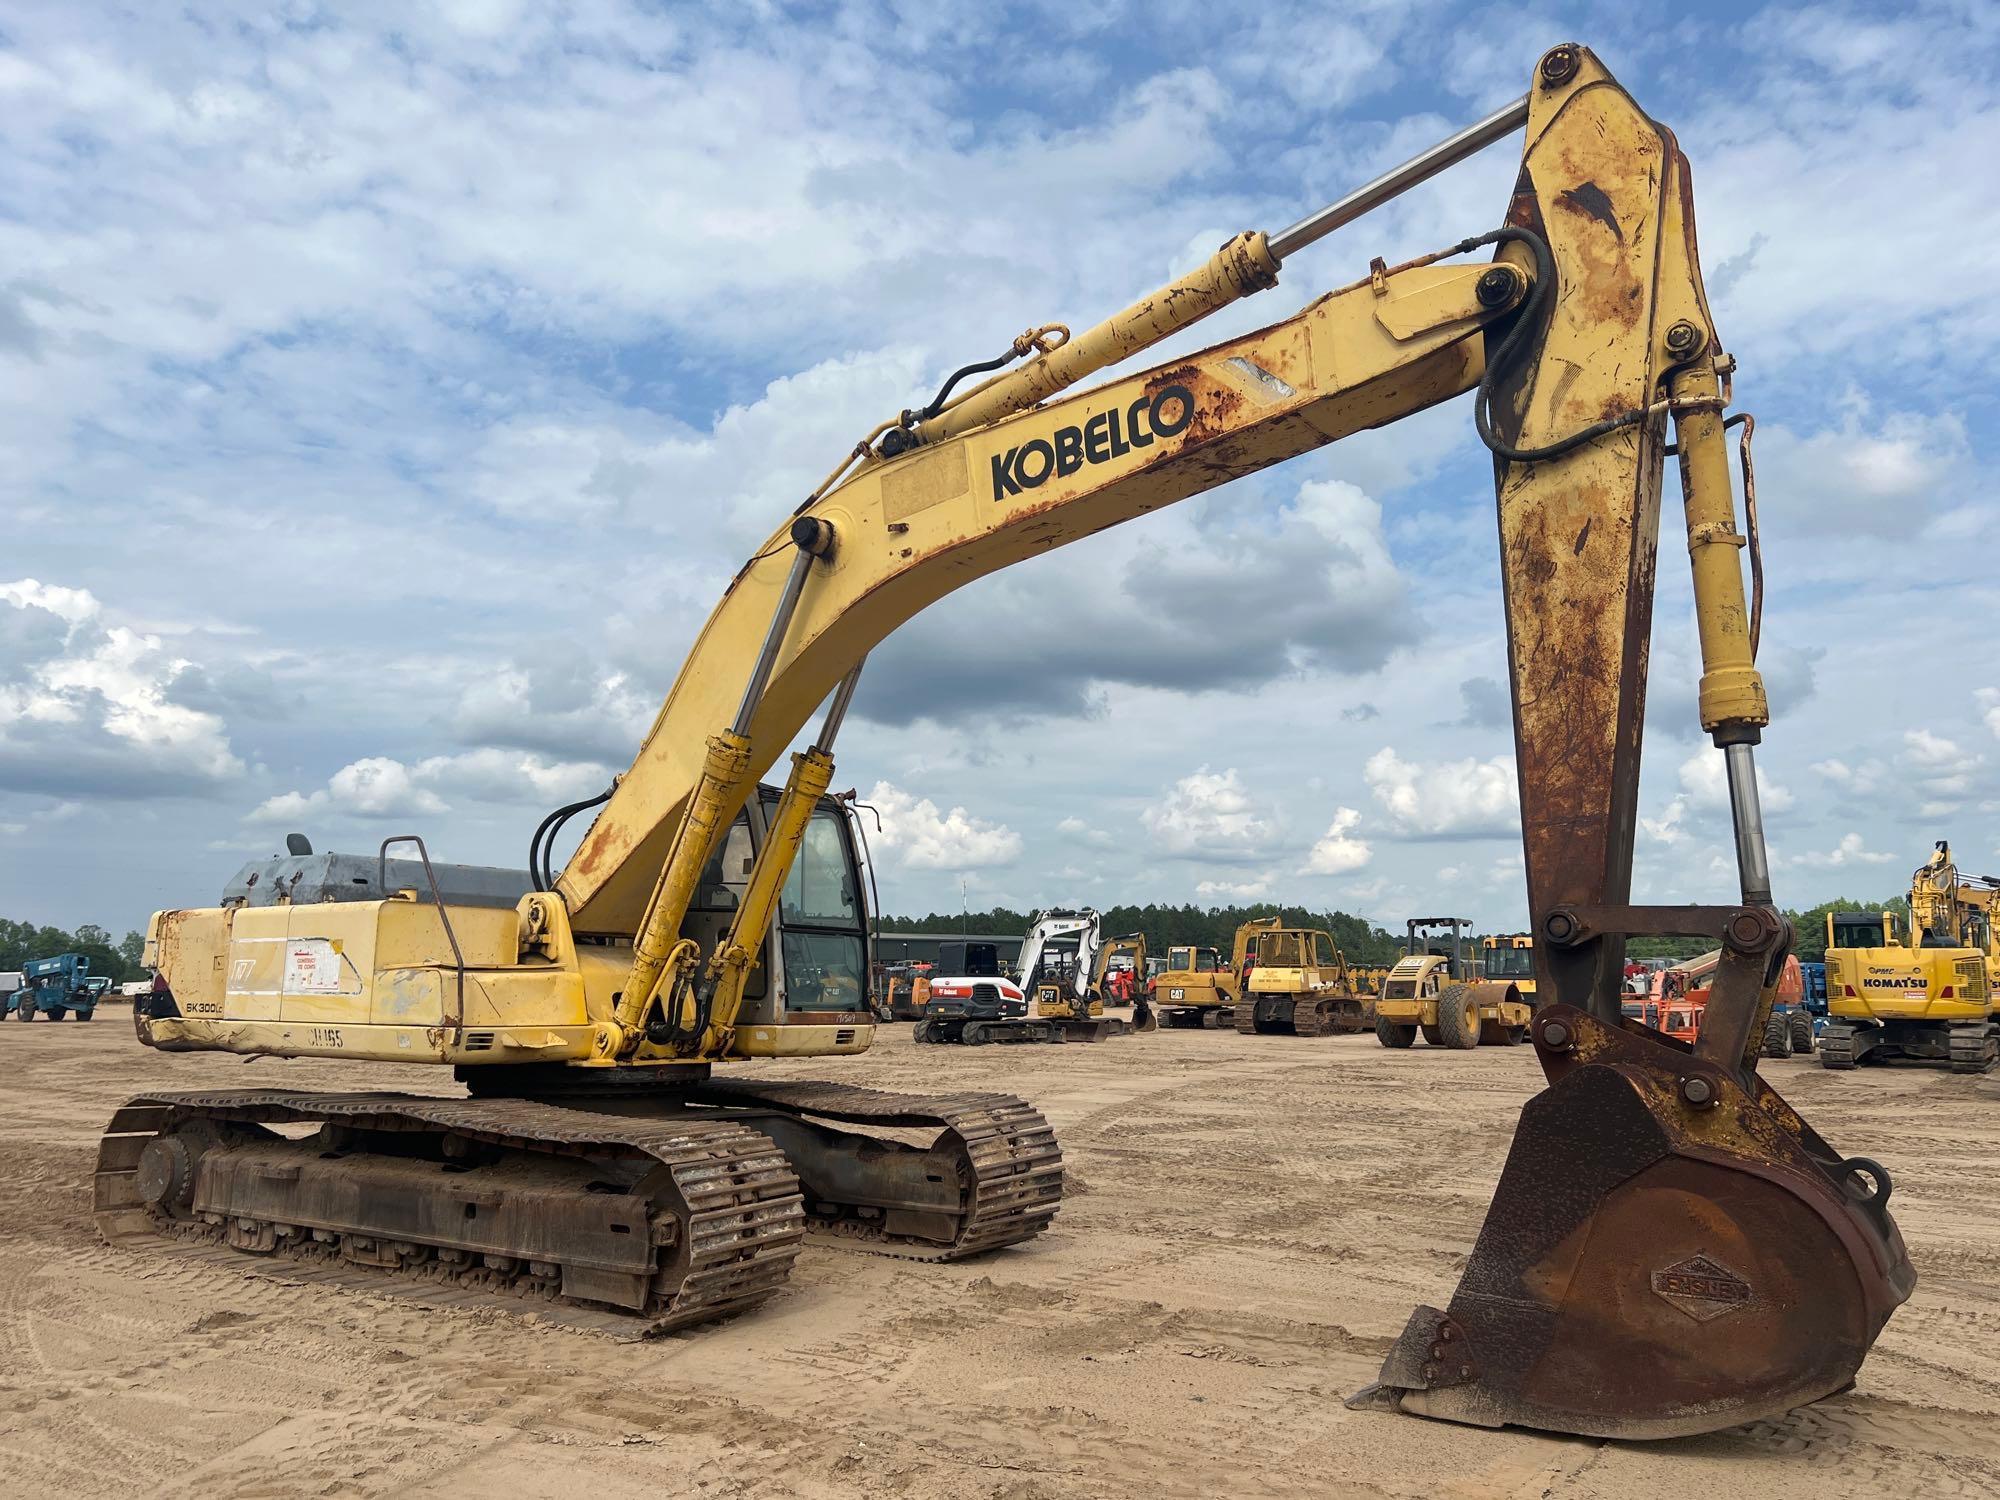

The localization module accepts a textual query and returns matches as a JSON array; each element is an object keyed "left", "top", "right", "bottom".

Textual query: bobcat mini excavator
[{"left": 108, "top": 44, "right": 1910, "bottom": 1441}]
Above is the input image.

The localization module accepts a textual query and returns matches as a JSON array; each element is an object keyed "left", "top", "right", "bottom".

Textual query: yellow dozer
[
  {"left": 1234, "top": 918, "right": 1371, "bottom": 1036},
  {"left": 1153, "top": 942, "right": 1239, "bottom": 1028},
  {"left": 1821, "top": 841, "right": 2000, "bottom": 1073},
  {"left": 1375, "top": 917, "right": 1533, "bottom": 1049}
]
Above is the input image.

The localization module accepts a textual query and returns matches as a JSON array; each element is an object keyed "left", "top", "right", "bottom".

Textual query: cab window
[
  {"left": 1830, "top": 914, "right": 1887, "bottom": 949},
  {"left": 692, "top": 820, "right": 754, "bottom": 912},
  {"left": 781, "top": 931, "right": 866, "bottom": 1012},
  {"left": 781, "top": 810, "right": 860, "bottom": 927},
  {"left": 773, "top": 802, "right": 868, "bottom": 1013}
]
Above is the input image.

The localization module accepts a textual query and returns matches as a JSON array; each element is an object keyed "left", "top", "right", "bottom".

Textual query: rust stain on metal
[
  {"left": 1556, "top": 181, "right": 1624, "bottom": 242},
  {"left": 153, "top": 908, "right": 196, "bottom": 968}
]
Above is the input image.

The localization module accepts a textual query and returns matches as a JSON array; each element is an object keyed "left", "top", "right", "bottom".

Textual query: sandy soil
[{"left": 2, "top": 1012, "right": 1997, "bottom": 1499}]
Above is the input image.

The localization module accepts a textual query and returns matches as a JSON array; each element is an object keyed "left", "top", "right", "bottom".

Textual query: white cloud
[
  {"left": 1640, "top": 798, "right": 1689, "bottom": 847},
  {"left": 861, "top": 475, "right": 1418, "bottom": 728},
  {"left": 452, "top": 666, "right": 656, "bottom": 765},
  {"left": 1363, "top": 747, "right": 1517, "bottom": 838},
  {"left": 1142, "top": 767, "right": 1275, "bottom": 858},
  {"left": 465, "top": 347, "right": 929, "bottom": 540},
  {"left": 1301, "top": 806, "right": 1371, "bottom": 875},
  {"left": 1676, "top": 748, "right": 1795, "bottom": 816},
  {"left": 865, "top": 780, "right": 1021, "bottom": 870},
  {"left": 1979, "top": 688, "right": 2000, "bottom": 741},
  {"left": 1056, "top": 814, "right": 1117, "bottom": 849},
  {"left": 1784, "top": 832, "right": 1896, "bottom": 870},
  {"left": 1899, "top": 728, "right": 1984, "bottom": 812},
  {"left": 1196, "top": 872, "right": 1274, "bottom": 899},
  {"left": 0, "top": 578, "right": 244, "bottom": 796},
  {"left": 251, "top": 758, "right": 446, "bottom": 824},
  {"left": 1752, "top": 407, "right": 1969, "bottom": 538},
  {"left": 249, "top": 750, "right": 610, "bottom": 824},
  {"left": 1644, "top": 749, "right": 1795, "bottom": 852}
]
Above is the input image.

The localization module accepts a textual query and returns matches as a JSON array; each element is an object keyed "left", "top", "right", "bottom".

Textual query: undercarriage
[
  {"left": 96, "top": 1078, "right": 1062, "bottom": 1333},
  {"left": 1234, "top": 993, "right": 1368, "bottom": 1036},
  {"left": 1818, "top": 1018, "right": 1999, "bottom": 1074}
]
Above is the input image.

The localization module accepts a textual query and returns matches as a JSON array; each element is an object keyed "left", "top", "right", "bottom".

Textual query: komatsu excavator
[
  {"left": 1821, "top": 840, "right": 2000, "bottom": 1072},
  {"left": 106, "top": 45, "right": 1910, "bottom": 1441}
]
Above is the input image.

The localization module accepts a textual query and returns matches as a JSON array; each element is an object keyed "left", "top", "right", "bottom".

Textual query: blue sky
[{"left": 4, "top": 0, "right": 1998, "bottom": 935}]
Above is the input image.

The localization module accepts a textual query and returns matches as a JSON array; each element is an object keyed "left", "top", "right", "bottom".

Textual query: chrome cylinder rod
[
  {"left": 1723, "top": 741, "right": 1774, "bottom": 906},
  {"left": 1268, "top": 94, "right": 1530, "bottom": 262},
  {"left": 813, "top": 661, "right": 865, "bottom": 754},
  {"left": 731, "top": 547, "right": 817, "bottom": 737}
]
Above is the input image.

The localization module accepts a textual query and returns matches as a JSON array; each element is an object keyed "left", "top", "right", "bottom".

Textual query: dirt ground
[{"left": 3, "top": 1013, "right": 1998, "bottom": 1499}]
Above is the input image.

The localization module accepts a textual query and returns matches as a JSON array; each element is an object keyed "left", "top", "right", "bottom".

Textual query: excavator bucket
[{"left": 1351, "top": 1002, "right": 1913, "bottom": 1438}]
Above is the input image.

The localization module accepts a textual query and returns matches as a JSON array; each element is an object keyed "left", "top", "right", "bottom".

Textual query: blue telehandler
[{"left": 9, "top": 953, "right": 106, "bottom": 1021}]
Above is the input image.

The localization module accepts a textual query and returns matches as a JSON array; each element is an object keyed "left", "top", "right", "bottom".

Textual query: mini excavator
[{"left": 106, "top": 45, "right": 1911, "bottom": 1440}]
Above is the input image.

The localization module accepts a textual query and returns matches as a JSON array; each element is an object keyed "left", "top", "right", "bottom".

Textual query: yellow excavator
[
  {"left": 106, "top": 44, "right": 1909, "bottom": 1440},
  {"left": 1821, "top": 841, "right": 2000, "bottom": 1072},
  {"left": 1153, "top": 942, "right": 1239, "bottom": 1028}
]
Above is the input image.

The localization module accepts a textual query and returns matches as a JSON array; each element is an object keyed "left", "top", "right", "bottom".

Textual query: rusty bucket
[{"left": 1350, "top": 1002, "right": 1914, "bottom": 1439}]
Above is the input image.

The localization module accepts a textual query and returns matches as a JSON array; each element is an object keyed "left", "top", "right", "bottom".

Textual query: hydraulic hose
[{"left": 528, "top": 784, "right": 615, "bottom": 892}]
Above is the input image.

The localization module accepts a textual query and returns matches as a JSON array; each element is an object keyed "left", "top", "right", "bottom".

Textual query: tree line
[
  {"left": 881, "top": 903, "right": 1426, "bottom": 966},
  {"left": 1, "top": 918, "right": 148, "bottom": 983},
  {"left": 879, "top": 894, "right": 1913, "bottom": 967},
  {"left": 0, "top": 887, "right": 1911, "bottom": 987}
]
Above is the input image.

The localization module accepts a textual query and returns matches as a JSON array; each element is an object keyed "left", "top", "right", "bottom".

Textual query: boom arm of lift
[
  {"left": 537, "top": 43, "right": 1910, "bottom": 1437},
  {"left": 1017, "top": 911, "right": 1102, "bottom": 1002}
]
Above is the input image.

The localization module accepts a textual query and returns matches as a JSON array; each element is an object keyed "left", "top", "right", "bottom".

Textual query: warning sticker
[{"left": 283, "top": 939, "right": 347, "bottom": 995}]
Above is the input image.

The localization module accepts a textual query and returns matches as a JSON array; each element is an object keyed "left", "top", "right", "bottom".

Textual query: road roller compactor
[
  {"left": 105, "top": 42, "right": 1911, "bottom": 1441},
  {"left": 1375, "top": 917, "right": 1534, "bottom": 1048}
]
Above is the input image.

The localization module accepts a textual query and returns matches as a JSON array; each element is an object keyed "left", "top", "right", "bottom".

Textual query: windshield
[
  {"left": 1484, "top": 945, "right": 1534, "bottom": 979},
  {"left": 1259, "top": 932, "right": 1306, "bottom": 966},
  {"left": 1831, "top": 914, "right": 1887, "bottom": 949}
]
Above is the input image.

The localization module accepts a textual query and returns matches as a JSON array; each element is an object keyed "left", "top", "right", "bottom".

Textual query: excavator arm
[{"left": 1015, "top": 910, "right": 1103, "bottom": 1004}]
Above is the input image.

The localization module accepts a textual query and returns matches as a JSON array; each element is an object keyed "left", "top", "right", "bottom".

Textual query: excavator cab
[{"left": 681, "top": 788, "right": 875, "bottom": 1025}]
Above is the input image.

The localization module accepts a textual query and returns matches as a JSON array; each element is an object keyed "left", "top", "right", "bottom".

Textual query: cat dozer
[
  {"left": 1234, "top": 919, "right": 1369, "bottom": 1036},
  {"left": 109, "top": 43, "right": 1908, "bottom": 1440}
]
